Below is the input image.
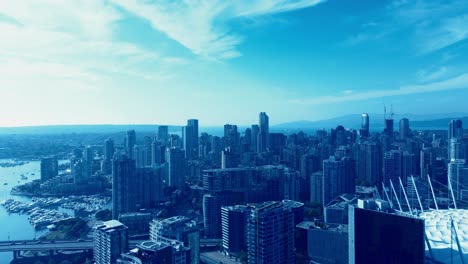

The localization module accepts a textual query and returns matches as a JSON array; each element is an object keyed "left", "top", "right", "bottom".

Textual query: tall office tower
[
  {"left": 243, "top": 128, "right": 252, "bottom": 151},
  {"left": 102, "top": 139, "right": 115, "bottom": 175},
  {"left": 300, "top": 154, "right": 320, "bottom": 201},
  {"left": 40, "top": 157, "right": 58, "bottom": 182},
  {"left": 151, "top": 140, "right": 165, "bottom": 165},
  {"left": 284, "top": 170, "right": 301, "bottom": 201},
  {"left": 251, "top": 125, "right": 259, "bottom": 152},
  {"left": 449, "top": 138, "right": 465, "bottom": 161},
  {"left": 402, "top": 151, "right": 416, "bottom": 180},
  {"left": 310, "top": 171, "right": 323, "bottom": 204},
  {"left": 104, "top": 138, "right": 115, "bottom": 160},
  {"left": 94, "top": 220, "right": 129, "bottom": 264},
  {"left": 221, "top": 147, "right": 238, "bottom": 169},
  {"left": 360, "top": 113, "right": 370, "bottom": 139},
  {"left": 221, "top": 205, "right": 250, "bottom": 255},
  {"left": 448, "top": 120, "right": 463, "bottom": 161},
  {"left": 383, "top": 150, "right": 403, "bottom": 186},
  {"left": 126, "top": 130, "right": 136, "bottom": 159},
  {"left": 83, "top": 146, "right": 93, "bottom": 178},
  {"left": 158, "top": 125, "right": 169, "bottom": 145},
  {"left": 166, "top": 148, "right": 186, "bottom": 189},
  {"left": 203, "top": 194, "right": 231, "bottom": 239},
  {"left": 143, "top": 136, "right": 153, "bottom": 167},
  {"left": 448, "top": 159, "right": 468, "bottom": 200},
  {"left": 333, "top": 125, "right": 347, "bottom": 146},
  {"left": 420, "top": 147, "right": 436, "bottom": 180},
  {"left": 184, "top": 119, "right": 199, "bottom": 160},
  {"left": 322, "top": 156, "right": 355, "bottom": 206},
  {"left": 399, "top": 118, "right": 410, "bottom": 140},
  {"left": 433, "top": 158, "right": 448, "bottom": 185},
  {"left": 112, "top": 154, "right": 137, "bottom": 219},
  {"left": 224, "top": 124, "right": 239, "bottom": 152},
  {"left": 449, "top": 119, "right": 464, "bottom": 139},
  {"left": 258, "top": 112, "right": 270, "bottom": 153},
  {"left": 362, "top": 141, "right": 382, "bottom": 185},
  {"left": 247, "top": 201, "right": 296, "bottom": 264},
  {"left": 139, "top": 166, "right": 163, "bottom": 208},
  {"left": 384, "top": 116, "right": 394, "bottom": 143},
  {"left": 150, "top": 216, "right": 200, "bottom": 264},
  {"left": 348, "top": 203, "right": 425, "bottom": 264},
  {"left": 133, "top": 145, "right": 145, "bottom": 168}
]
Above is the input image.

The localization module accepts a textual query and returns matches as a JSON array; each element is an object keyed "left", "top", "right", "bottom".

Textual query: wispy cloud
[
  {"left": 110, "top": 0, "right": 325, "bottom": 60},
  {"left": 289, "top": 73, "right": 468, "bottom": 105},
  {"left": 0, "top": 0, "right": 183, "bottom": 92},
  {"left": 344, "top": 0, "right": 468, "bottom": 54}
]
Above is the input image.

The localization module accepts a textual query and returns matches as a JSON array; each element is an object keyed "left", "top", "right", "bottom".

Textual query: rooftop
[{"left": 96, "top": 220, "right": 127, "bottom": 231}]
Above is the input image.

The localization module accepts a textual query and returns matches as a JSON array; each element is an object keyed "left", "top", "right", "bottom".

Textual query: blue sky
[{"left": 0, "top": 0, "right": 467, "bottom": 127}]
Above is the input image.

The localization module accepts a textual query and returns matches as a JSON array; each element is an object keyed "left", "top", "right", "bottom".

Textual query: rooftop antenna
[{"left": 384, "top": 104, "right": 387, "bottom": 120}]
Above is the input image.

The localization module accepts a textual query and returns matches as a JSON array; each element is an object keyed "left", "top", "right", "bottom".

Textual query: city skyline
[{"left": 1, "top": 0, "right": 468, "bottom": 126}]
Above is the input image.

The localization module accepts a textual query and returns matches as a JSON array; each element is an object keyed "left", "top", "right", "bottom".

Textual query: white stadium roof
[{"left": 420, "top": 209, "right": 468, "bottom": 264}]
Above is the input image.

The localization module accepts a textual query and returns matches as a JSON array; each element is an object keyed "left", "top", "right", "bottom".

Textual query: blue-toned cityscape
[
  {"left": 0, "top": 113, "right": 468, "bottom": 263},
  {"left": 2, "top": 0, "right": 468, "bottom": 263}
]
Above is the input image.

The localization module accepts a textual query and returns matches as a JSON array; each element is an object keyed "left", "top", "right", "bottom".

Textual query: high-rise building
[
  {"left": 158, "top": 126, "right": 169, "bottom": 145},
  {"left": 139, "top": 166, "right": 164, "bottom": 209},
  {"left": 243, "top": 128, "right": 252, "bottom": 152},
  {"left": 203, "top": 194, "right": 228, "bottom": 239},
  {"left": 166, "top": 148, "right": 186, "bottom": 189},
  {"left": 94, "top": 220, "right": 129, "bottom": 264},
  {"left": 356, "top": 141, "right": 381, "bottom": 185},
  {"left": 448, "top": 159, "right": 468, "bottom": 200},
  {"left": 449, "top": 119, "right": 463, "bottom": 139},
  {"left": 151, "top": 140, "right": 165, "bottom": 165},
  {"left": 322, "top": 157, "right": 355, "bottom": 205},
  {"left": 40, "top": 157, "right": 58, "bottom": 182},
  {"left": 448, "top": 120, "right": 464, "bottom": 161},
  {"left": 251, "top": 125, "right": 259, "bottom": 153},
  {"left": 221, "top": 205, "right": 250, "bottom": 255},
  {"left": 247, "top": 201, "right": 296, "bottom": 264},
  {"left": 301, "top": 154, "right": 320, "bottom": 201},
  {"left": 133, "top": 145, "right": 145, "bottom": 168},
  {"left": 348, "top": 203, "right": 425, "bottom": 264},
  {"left": 224, "top": 124, "right": 239, "bottom": 153},
  {"left": 112, "top": 154, "right": 137, "bottom": 219},
  {"left": 399, "top": 118, "right": 410, "bottom": 140},
  {"left": 402, "top": 151, "right": 416, "bottom": 180},
  {"left": 150, "top": 216, "right": 199, "bottom": 264},
  {"left": 258, "top": 112, "right": 269, "bottom": 153},
  {"left": 360, "top": 113, "right": 370, "bottom": 139},
  {"left": 104, "top": 138, "right": 115, "bottom": 160},
  {"left": 383, "top": 150, "right": 403, "bottom": 186},
  {"left": 449, "top": 138, "right": 465, "bottom": 161},
  {"left": 420, "top": 147, "right": 436, "bottom": 180},
  {"left": 126, "top": 130, "right": 136, "bottom": 159},
  {"left": 310, "top": 171, "right": 323, "bottom": 204},
  {"left": 221, "top": 147, "right": 239, "bottom": 169},
  {"left": 184, "top": 119, "right": 199, "bottom": 160}
]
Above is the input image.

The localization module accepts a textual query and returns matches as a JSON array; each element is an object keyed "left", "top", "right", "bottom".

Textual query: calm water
[{"left": 0, "top": 160, "right": 47, "bottom": 263}]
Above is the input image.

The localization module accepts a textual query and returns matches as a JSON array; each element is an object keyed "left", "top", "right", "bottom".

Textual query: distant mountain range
[
  {"left": 0, "top": 113, "right": 466, "bottom": 135},
  {"left": 272, "top": 113, "right": 468, "bottom": 132}
]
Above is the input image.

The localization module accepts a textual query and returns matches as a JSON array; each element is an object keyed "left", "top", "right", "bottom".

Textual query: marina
[{"left": 0, "top": 195, "right": 110, "bottom": 229}]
